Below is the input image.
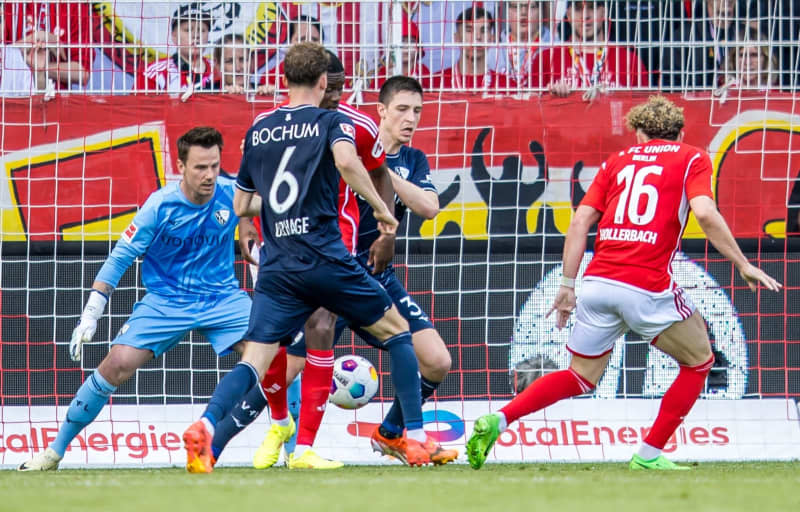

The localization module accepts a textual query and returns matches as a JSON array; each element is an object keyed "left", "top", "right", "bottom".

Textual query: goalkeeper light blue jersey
[{"left": 95, "top": 176, "right": 240, "bottom": 298}]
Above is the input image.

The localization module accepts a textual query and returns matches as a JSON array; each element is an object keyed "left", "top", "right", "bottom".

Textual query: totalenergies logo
[{"left": 346, "top": 409, "right": 465, "bottom": 442}]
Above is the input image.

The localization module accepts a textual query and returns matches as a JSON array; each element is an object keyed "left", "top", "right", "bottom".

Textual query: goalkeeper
[{"left": 18, "top": 127, "right": 251, "bottom": 471}]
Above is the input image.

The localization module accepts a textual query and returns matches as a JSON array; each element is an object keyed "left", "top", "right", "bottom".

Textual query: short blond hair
[{"left": 625, "top": 95, "right": 684, "bottom": 141}]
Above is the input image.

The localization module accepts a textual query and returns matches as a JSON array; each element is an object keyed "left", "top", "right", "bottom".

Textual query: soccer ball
[{"left": 329, "top": 355, "right": 379, "bottom": 410}]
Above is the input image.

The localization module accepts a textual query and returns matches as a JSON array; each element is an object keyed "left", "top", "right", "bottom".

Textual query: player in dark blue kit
[
  {"left": 258, "top": 76, "right": 457, "bottom": 466},
  {"left": 19, "top": 127, "right": 251, "bottom": 471},
  {"left": 183, "top": 43, "right": 434, "bottom": 471}
]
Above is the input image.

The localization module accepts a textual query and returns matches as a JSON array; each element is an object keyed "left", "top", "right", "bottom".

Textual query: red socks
[
  {"left": 500, "top": 368, "right": 595, "bottom": 425},
  {"left": 296, "top": 349, "right": 335, "bottom": 446},
  {"left": 644, "top": 354, "right": 714, "bottom": 449},
  {"left": 262, "top": 347, "right": 288, "bottom": 420}
]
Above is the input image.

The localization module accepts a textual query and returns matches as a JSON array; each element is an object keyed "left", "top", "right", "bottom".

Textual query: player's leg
[
  {"left": 185, "top": 282, "right": 309, "bottom": 473},
  {"left": 284, "top": 373, "right": 302, "bottom": 456},
  {"left": 251, "top": 342, "right": 306, "bottom": 468},
  {"left": 631, "top": 309, "right": 712, "bottom": 471},
  {"left": 288, "top": 307, "right": 343, "bottom": 469},
  {"left": 19, "top": 294, "right": 190, "bottom": 471},
  {"left": 466, "top": 280, "right": 625, "bottom": 469}
]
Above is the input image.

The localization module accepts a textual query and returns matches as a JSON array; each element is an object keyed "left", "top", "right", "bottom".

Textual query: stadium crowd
[{"left": 1, "top": 0, "right": 799, "bottom": 96}]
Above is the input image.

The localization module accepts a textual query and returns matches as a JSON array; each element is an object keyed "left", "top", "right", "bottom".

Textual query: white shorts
[{"left": 567, "top": 278, "right": 696, "bottom": 358}]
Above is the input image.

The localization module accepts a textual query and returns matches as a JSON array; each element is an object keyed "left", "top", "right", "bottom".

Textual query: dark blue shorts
[
  {"left": 245, "top": 256, "right": 392, "bottom": 344},
  {"left": 286, "top": 258, "right": 434, "bottom": 357}
]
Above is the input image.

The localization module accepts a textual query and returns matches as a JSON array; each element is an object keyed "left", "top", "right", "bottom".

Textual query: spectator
[
  {"left": 214, "top": 33, "right": 253, "bottom": 94},
  {"left": 436, "top": 7, "right": 514, "bottom": 92},
  {"left": 531, "top": 0, "right": 649, "bottom": 98},
  {"left": 724, "top": 36, "right": 780, "bottom": 90},
  {"left": 0, "top": 43, "right": 40, "bottom": 95},
  {"left": 257, "top": 15, "right": 324, "bottom": 93},
  {"left": 135, "top": 3, "right": 218, "bottom": 93},
  {"left": 660, "top": 0, "right": 748, "bottom": 90},
  {"left": 2, "top": 2, "right": 93, "bottom": 90},
  {"left": 491, "top": 0, "right": 556, "bottom": 88},
  {"left": 373, "top": 17, "right": 431, "bottom": 89},
  {"left": 744, "top": 0, "right": 800, "bottom": 90}
]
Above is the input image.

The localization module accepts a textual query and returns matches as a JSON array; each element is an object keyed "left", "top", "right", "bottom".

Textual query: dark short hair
[
  {"left": 214, "top": 33, "right": 246, "bottom": 65},
  {"left": 379, "top": 75, "right": 423, "bottom": 105},
  {"left": 177, "top": 127, "right": 224, "bottom": 163},
  {"left": 456, "top": 6, "right": 495, "bottom": 31},
  {"left": 284, "top": 42, "right": 330, "bottom": 87},
  {"left": 289, "top": 15, "right": 324, "bottom": 43},
  {"left": 171, "top": 3, "right": 212, "bottom": 32},
  {"left": 325, "top": 50, "right": 344, "bottom": 74}
]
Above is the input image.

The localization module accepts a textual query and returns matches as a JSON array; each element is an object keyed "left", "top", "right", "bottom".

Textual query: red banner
[{"left": 2, "top": 92, "right": 798, "bottom": 241}]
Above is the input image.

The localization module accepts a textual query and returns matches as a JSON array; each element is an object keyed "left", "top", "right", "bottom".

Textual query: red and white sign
[{"left": 0, "top": 399, "right": 797, "bottom": 468}]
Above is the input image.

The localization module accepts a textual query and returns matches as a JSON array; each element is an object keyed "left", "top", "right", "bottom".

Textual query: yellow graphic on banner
[{"left": 420, "top": 202, "right": 489, "bottom": 240}]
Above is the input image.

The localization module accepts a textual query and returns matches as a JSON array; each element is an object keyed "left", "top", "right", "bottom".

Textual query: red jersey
[
  {"left": 249, "top": 102, "right": 385, "bottom": 254},
  {"left": 336, "top": 102, "right": 385, "bottom": 253},
  {"left": 2, "top": 2, "right": 92, "bottom": 83},
  {"left": 135, "top": 56, "right": 218, "bottom": 93},
  {"left": 580, "top": 140, "right": 714, "bottom": 293},
  {"left": 530, "top": 43, "right": 649, "bottom": 90}
]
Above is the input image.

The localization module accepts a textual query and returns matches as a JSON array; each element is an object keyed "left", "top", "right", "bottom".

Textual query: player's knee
[
  {"left": 421, "top": 345, "right": 451, "bottom": 379},
  {"left": 304, "top": 309, "right": 337, "bottom": 349}
]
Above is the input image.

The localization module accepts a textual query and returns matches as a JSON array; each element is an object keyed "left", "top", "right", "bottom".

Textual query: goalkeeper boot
[
  {"left": 287, "top": 449, "right": 344, "bottom": 470},
  {"left": 17, "top": 447, "right": 61, "bottom": 471},
  {"left": 466, "top": 413, "right": 502, "bottom": 470},
  {"left": 422, "top": 436, "right": 459, "bottom": 465},
  {"left": 252, "top": 415, "right": 295, "bottom": 469},
  {"left": 629, "top": 454, "right": 690, "bottom": 471},
  {"left": 183, "top": 420, "right": 214, "bottom": 473}
]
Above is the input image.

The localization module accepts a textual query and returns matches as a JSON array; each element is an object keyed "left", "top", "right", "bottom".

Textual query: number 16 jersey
[
  {"left": 580, "top": 139, "right": 714, "bottom": 293},
  {"left": 236, "top": 104, "right": 357, "bottom": 271}
]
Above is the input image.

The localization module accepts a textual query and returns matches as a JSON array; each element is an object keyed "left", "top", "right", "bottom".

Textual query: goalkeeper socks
[
  {"left": 500, "top": 368, "right": 595, "bottom": 425},
  {"left": 210, "top": 383, "right": 268, "bottom": 459},
  {"left": 644, "top": 354, "right": 714, "bottom": 449},
  {"left": 262, "top": 347, "right": 289, "bottom": 421},
  {"left": 51, "top": 370, "right": 117, "bottom": 457},
  {"left": 203, "top": 362, "right": 258, "bottom": 426},
  {"left": 295, "top": 349, "right": 334, "bottom": 447},
  {"left": 384, "top": 332, "right": 423, "bottom": 431},
  {"left": 284, "top": 375, "right": 302, "bottom": 456},
  {"left": 381, "top": 376, "right": 440, "bottom": 436}
]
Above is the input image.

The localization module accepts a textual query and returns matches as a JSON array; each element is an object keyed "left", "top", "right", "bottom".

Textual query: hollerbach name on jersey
[
  {"left": 598, "top": 227, "right": 658, "bottom": 245},
  {"left": 252, "top": 123, "right": 319, "bottom": 145},
  {"left": 275, "top": 216, "right": 310, "bottom": 238}
]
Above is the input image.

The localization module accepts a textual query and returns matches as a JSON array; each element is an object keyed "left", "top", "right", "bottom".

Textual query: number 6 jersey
[
  {"left": 580, "top": 139, "right": 714, "bottom": 293},
  {"left": 236, "top": 104, "right": 356, "bottom": 271}
]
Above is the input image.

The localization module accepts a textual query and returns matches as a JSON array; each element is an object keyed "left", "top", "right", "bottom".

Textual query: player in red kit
[
  {"left": 467, "top": 96, "right": 782, "bottom": 470},
  {"left": 212, "top": 51, "right": 397, "bottom": 470}
]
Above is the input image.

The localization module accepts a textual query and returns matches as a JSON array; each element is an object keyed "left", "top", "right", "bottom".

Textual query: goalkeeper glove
[{"left": 69, "top": 289, "right": 108, "bottom": 362}]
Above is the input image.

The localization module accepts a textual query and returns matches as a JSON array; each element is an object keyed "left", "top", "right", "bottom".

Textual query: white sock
[
  {"left": 637, "top": 442, "right": 661, "bottom": 461},
  {"left": 273, "top": 416, "right": 290, "bottom": 427},
  {"left": 495, "top": 412, "right": 508, "bottom": 432},
  {"left": 200, "top": 417, "right": 215, "bottom": 437},
  {"left": 294, "top": 444, "right": 311, "bottom": 458},
  {"left": 407, "top": 428, "right": 426, "bottom": 442}
]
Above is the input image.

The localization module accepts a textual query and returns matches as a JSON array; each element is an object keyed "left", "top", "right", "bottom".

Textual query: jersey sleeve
[
  {"left": 685, "top": 151, "right": 714, "bottom": 200},
  {"left": 354, "top": 121, "right": 386, "bottom": 172},
  {"left": 410, "top": 149, "right": 437, "bottom": 193},
  {"left": 328, "top": 112, "right": 356, "bottom": 149},
  {"left": 95, "top": 193, "right": 161, "bottom": 288},
  {"left": 580, "top": 159, "right": 613, "bottom": 212},
  {"left": 236, "top": 128, "right": 256, "bottom": 192}
]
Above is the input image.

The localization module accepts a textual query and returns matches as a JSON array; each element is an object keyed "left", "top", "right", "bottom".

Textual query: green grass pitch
[{"left": 2, "top": 462, "right": 798, "bottom": 512}]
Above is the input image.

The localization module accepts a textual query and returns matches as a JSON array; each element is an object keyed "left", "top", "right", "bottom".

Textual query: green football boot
[
  {"left": 466, "top": 414, "right": 502, "bottom": 470},
  {"left": 629, "top": 453, "right": 691, "bottom": 470}
]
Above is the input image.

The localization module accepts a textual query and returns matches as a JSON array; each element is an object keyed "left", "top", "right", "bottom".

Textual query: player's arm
[
  {"left": 548, "top": 204, "right": 602, "bottom": 329},
  {"left": 333, "top": 141, "right": 398, "bottom": 232},
  {"left": 238, "top": 217, "right": 260, "bottom": 265},
  {"left": 690, "top": 195, "right": 781, "bottom": 292},
  {"left": 70, "top": 197, "right": 160, "bottom": 362},
  {"left": 389, "top": 171, "right": 439, "bottom": 220},
  {"left": 367, "top": 162, "right": 396, "bottom": 273},
  {"left": 233, "top": 188, "right": 263, "bottom": 218}
]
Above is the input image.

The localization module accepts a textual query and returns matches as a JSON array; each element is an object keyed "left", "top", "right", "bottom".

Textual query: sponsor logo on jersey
[
  {"left": 340, "top": 123, "right": 356, "bottom": 139},
  {"left": 394, "top": 165, "right": 410, "bottom": 179},
  {"left": 214, "top": 209, "right": 230, "bottom": 226},
  {"left": 121, "top": 222, "right": 138, "bottom": 243},
  {"left": 251, "top": 122, "right": 319, "bottom": 145}
]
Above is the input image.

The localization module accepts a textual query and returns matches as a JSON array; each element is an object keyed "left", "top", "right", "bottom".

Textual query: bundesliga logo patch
[
  {"left": 121, "top": 222, "right": 138, "bottom": 243},
  {"left": 340, "top": 123, "right": 355, "bottom": 139}
]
